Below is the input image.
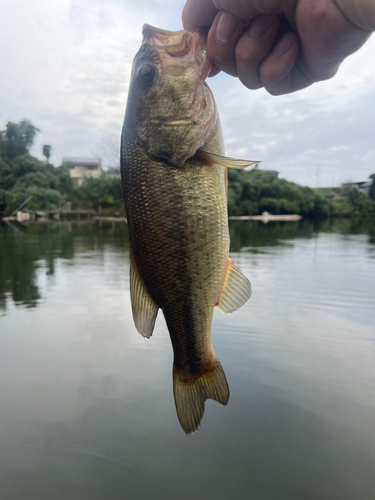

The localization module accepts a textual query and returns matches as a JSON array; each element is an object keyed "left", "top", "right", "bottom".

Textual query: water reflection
[
  {"left": 0, "top": 221, "right": 129, "bottom": 312},
  {"left": 229, "top": 218, "right": 375, "bottom": 251},
  {"left": 1, "top": 218, "right": 375, "bottom": 313},
  {"left": 0, "top": 219, "right": 375, "bottom": 499}
]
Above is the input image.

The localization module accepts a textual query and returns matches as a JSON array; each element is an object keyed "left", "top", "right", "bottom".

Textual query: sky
[{"left": 0, "top": 0, "right": 374, "bottom": 187}]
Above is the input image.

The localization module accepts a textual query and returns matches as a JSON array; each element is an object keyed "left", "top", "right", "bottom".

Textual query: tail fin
[{"left": 173, "top": 359, "right": 229, "bottom": 434}]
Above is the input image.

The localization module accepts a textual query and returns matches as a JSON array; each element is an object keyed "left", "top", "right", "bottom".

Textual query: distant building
[
  {"left": 64, "top": 158, "right": 102, "bottom": 186},
  {"left": 244, "top": 168, "right": 279, "bottom": 177},
  {"left": 103, "top": 166, "right": 121, "bottom": 177},
  {"left": 341, "top": 181, "right": 371, "bottom": 195},
  {"left": 350, "top": 181, "right": 371, "bottom": 194},
  {"left": 261, "top": 170, "right": 279, "bottom": 177}
]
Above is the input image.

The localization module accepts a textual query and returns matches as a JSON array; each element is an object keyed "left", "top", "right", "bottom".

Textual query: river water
[{"left": 0, "top": 219, "right": 374, "bottom": 500}]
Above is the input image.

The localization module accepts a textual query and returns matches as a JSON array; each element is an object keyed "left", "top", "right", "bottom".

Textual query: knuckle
[
  {"left": 305, "top": 0, "right": 333, "bottom": 24},
  {"left": 299, "top": 0, "right": 343, "bottom": 33}
]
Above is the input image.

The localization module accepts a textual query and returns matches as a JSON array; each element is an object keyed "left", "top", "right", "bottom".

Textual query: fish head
[{"left": 126, "top": 25, "right": 217, "bottom": 167}]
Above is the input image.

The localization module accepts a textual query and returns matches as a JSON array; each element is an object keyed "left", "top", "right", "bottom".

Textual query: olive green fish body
[
  {"left": 122, "top": 127, "right": 227, "bottom": 372},
  {"left": 121, "top": 25, "right": 252, "bottom": 433}
]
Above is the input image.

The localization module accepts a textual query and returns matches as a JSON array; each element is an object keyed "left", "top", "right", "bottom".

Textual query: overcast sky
[{"left": 1, "top": 0, "right": 374, "bottom": 187}]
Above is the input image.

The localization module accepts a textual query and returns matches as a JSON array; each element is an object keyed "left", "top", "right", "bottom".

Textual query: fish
[{"left": 120, "top": 24, "right": 256, "bottom": 434}]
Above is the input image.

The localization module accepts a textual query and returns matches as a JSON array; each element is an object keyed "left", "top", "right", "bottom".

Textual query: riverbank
[{"left": 229, "top": 214, "right": 302, "bottom": 221}]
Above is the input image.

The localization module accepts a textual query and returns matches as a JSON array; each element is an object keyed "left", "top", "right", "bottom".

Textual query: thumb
[{"left": 335, "top": 0, "right": 375, "bottom": 31}]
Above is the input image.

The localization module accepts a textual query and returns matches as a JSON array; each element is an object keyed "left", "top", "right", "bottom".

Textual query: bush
[{"left": 70, "top": 177, "right": 125, "bottom": 215}]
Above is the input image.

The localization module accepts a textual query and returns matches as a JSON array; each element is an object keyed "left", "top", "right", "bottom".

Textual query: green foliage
[
  {"left": 0, "top": 156, "right": 15, "bottom": 191},
  {"left": 0, "top": 120, "right": 40, "bottom": 160},
  {"left": 227, "top": 169, "right": 375, "bottom": 218},
  {"left": 1, "top": 119, "right": 374, "bottom": 219},
  {"left": 43, "top": 144, "right": 52, "bottom": 162},
  {"left": 0, "top": 118, "right": 122, "bottom": 215},
  {"left": 227, "top": 169, "right": 329, "bottom": 217},
  {"left": 347, "top": 188, "right": 364, "bottom": 207},
  {"left": 71, "top": 176, "right": 125, "bottom": 215},
  {"left": 369, "top": 174, "right": 375, "bottom": 200},
  {"left": 0, "top": 121, "right": 73, "bottom": 214},
  {"left": 4, "top": 187, "right": 62, "bottom": 211}
]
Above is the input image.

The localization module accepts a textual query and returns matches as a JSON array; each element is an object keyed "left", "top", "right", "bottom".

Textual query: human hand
[{"left": 182, "top": 0, "right": 374, "bottom": 95}]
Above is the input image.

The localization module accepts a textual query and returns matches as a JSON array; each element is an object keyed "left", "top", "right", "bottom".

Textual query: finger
[
  {"left": 183, "top": 0, "right": 286, "bottom": 30},
  {"left": 259, "top": 32, "right": 299, "bottom": 95},
  {"left": 207, "top": 12, "right": 246, "bottom": 77},
  {"left": 208, "top": 62, "right": 221, "bottom": 77},
  {"left": 335, "top": 0, "right": 375, "bottom": 31},
  {"left": 234, "top": 14, "right": 280, "bottom": 90},
  {"left": 213, "top": 0, "right": 284, "bottom": 19},
  {"left": 182, "top": 0, "right": 218, "bottom": 31}
]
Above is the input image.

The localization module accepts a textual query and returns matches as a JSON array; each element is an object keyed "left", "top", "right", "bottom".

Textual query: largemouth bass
[{"left": 121, "top": 24, "right": 255, "bottom": 434}]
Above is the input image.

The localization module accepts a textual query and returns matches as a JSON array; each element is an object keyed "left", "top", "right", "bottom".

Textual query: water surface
[{"left": 0, "top": 219, "right": 374, "bottom": 499}]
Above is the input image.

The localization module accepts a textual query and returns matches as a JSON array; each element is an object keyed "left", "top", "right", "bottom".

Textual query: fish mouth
[
  {"left": 135, "top": 25, "right": 216, "bottom": 168},
  {"left": 142, "top": 24, "right": 186, "bottom": 37},
  {"left": 142, "top": 23, "right": 210, "bottom": 75}
]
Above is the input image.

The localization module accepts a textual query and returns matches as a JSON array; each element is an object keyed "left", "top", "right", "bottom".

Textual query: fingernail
[
  {"left": 248, "top": 15, "right": 274, "bottom": 39},
  {"left": 272, "top": 34, "right": 294, "bottom": 58},
  {"left": 216, "top": 12, "right": 239, "bottom": 43}
]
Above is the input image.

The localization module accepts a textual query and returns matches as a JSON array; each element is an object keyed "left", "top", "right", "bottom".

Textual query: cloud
[
  {"left": 210, "top": 35, "right": 375, "bottom": 186},
  {"left": 330, "top": 146, "right": 349, "bottom": 152},
  {"left": 0, "top": 0, "right": 374, "bottom": 185}
]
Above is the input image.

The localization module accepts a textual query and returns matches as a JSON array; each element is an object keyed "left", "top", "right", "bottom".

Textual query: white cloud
[
  {"left": 0, "top": 0, "right": 374, "bottom": 184},
  {"left": 330, "top": 145, "right": 349, "bottom": 151}
]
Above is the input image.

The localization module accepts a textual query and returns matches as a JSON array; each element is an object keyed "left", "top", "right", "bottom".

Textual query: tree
[
  {"left": 347, "top": 187, "right": 365, "bottom": 208},
  {"left": 369, "top": 174, "right": 375, "bottom": 200},
  {"left": 43, "top": 145, "right": 52, "bottom": 163},
  {"left": 0, "top": 120, "right": 40, "bottom": 160}
]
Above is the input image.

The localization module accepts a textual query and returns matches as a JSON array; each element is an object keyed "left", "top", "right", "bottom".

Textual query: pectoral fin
[
  {"left": 224, "top": 167, "right": 228, "bottom": 200},
  {"left": 217, "top": 259, "right": 252, "bottom": 314},
  {"left": 130, "top": 252, "right": 159, "bottom": 338},
  {"left": 198, "top": 150, "right": 260, "bottom": 169}
]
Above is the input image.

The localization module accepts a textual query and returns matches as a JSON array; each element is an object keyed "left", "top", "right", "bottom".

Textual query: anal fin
[
  {"left": 130, "top": 252, "right": 159, "bottom": 338},
  {"left": 217, "top": 259, "right": 252, "bottom": 314}
]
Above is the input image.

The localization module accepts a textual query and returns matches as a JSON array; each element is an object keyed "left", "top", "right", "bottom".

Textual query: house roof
[
  {"left": 261, "top": 170, "right": 279, "bottom": 175},
  {"left": 63, "top": 157, "right": 102, "bottom": 169}
]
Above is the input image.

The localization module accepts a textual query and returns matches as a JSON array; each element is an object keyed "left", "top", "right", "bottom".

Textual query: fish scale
[
  {"left": 121, "top": 25, "right": 253, "bottom": 434},
  {"left": 122, "top": 139, "right": 228, "bottom": 330}
]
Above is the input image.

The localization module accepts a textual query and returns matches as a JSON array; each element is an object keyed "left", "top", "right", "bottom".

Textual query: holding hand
[{"left": 182, "top": 0, "right": 374, "bottom": 95}]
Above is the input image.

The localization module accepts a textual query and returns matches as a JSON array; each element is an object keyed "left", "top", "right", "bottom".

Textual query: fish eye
[{"left": 136, "top": 64, "right": 156, "bottom": 90}]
